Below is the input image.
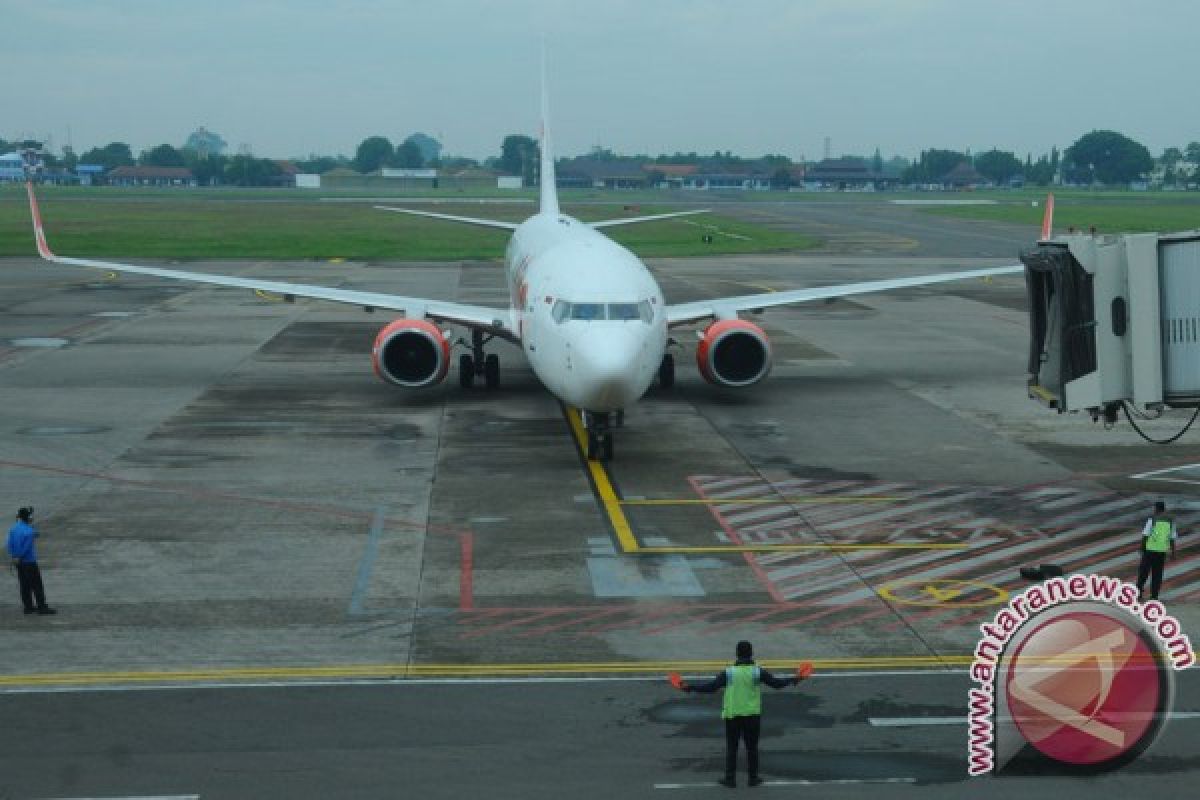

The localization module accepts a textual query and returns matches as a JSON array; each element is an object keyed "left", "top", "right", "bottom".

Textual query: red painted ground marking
[
  {"left": 516, "top": 607, "right": 627, "bottom": 638},
  {"left": 637, "top": 606, "right": 741, "bottom": 636},
  {"left": 446, "top": 601, "right": 1005, "bottom": 638},
  {"left": 704, "top": 605, "right": 796, "bottom": 633},
  {"left": 459, "top": 532, "right": 474, "bottom": 611},
  {"left": 453, "top": 608, "right": 508, "bottom": 627},
  {"left": 825, "top": 605, "right": 898, "bottom": 632},
  {"left": 763, "top": 598, "right": 884, "bottom": 632},
  {"left": 580, "top": 604, "right": 689, "bottom": 635},
  {"left": 458, "top": 609, "right": 566, "bottom": 640},
  {"left": 688, "top": 475, "right": 788, "bottom": 603}
]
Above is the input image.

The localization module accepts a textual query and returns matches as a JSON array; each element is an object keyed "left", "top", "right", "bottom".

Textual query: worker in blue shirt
[
  {"left": 673, "top": 641, "right": 811, "bottom": 788},
  {"left": 7, "top": 507, "right": 55, "bottom": 615}
]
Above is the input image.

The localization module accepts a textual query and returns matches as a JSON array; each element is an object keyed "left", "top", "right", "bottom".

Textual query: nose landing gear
[{"left": 582, "top": 410, "right": 615, "bottom": 461}]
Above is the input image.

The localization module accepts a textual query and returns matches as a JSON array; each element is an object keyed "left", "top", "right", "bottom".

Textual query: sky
[{"left": 7, "top": 0, "right": 1199, "bottom": 163}]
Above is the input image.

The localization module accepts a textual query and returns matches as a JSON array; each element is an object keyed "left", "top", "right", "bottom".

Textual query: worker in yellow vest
[
  {"left": 1136, "top": 501, "right": 1178, "bottom": 601},
  {"left": 672, "top": 641, "right": 812, "bottom": 788}
]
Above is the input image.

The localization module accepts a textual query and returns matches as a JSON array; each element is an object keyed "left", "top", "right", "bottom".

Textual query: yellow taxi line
[
  {"left": 620, "top": 497, "right": 899, "bottom": 506},
  {"left": 563, "top": 406, "right": 963, "bottom": 554}
]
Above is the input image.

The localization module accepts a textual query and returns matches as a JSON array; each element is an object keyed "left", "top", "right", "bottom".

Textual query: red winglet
[
  {"left": 25, "top": 181, "right": 55, "bottom": 260},
  {"left": 796, "top": 662, "right": 814, "bottom": 680},
  {"left": 669, "top": 672, "right": 684, "bottom": 690},
  {"left": 1039, "top": 193, "right": 1055, "bottom": 242}
]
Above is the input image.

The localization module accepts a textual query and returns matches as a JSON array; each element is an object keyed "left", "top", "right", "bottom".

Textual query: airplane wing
[
  {"left": 376, "top": 205, "right": 709, "bottom": 230},
  {"left": 590, "top": 209, "right": 710, "bottom": 228},
  {"left": 26, "top": 183, "right": 515, "bottom": 338},
  {"left": 665, "top": 264, "right": 1024, "bottom": 326},
  {"left": 374, "top": 205, "right": 519, "bottom": 231}
]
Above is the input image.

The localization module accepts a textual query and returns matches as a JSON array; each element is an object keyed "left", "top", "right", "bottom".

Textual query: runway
[{"left": 2, "top": 203, "right": 1199, "bottom": 796}]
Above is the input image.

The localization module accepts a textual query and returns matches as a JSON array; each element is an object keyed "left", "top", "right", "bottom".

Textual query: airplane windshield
[
  {"left": 551, "top": 300, "right": 654, "bottom": 323},
  {"left": 607, "top": 303, "right": 641, "bottom": 321},
  {"left": 571, "top": 303, "right": 605, "bottom": 321}
]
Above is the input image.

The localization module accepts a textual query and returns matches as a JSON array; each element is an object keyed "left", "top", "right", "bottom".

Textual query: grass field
[
  {"left": 0, "top": 185, "right": 816, "bottom": 261},
  {"left": 920, "top": 191, "right": 1200, "bottom": 234}
]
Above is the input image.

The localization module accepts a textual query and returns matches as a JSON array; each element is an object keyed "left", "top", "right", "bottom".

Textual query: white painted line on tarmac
[
  {"left": 1131, "top": 463, "right": 1200, "bottom": 486},
  {"left": 870, "top": 715, "right": 964, "bottom": 727},
  {"left": 654, "top": 778, "right": 916, "bottom": 789},
  {"left": 0, "top": 669, "right": 968, "bottom": 695},
  {"left": 42, "top": 795, "right": 200, "bottom": 800},
  {"left": 870, "top": 711, "right": 1200, "bottom": 727}
]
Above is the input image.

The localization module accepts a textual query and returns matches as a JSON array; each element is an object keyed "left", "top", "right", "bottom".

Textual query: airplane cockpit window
[
  {"left": 570, "top": 303, "right": 605, "bottom": 321},
  {"left": 607, "top": 303, "right": 641, "bottom": 321},
  {"left": 553, "top": 300, "right": 654, "bottom": 323}
]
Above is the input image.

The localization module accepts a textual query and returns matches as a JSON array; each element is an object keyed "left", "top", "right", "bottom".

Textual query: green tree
[
  {"left": 1161, "top": 147, "right": 1183, "bottom": 168},
  {"left": 871, "top": 148, "right": 884, "bottom": 175},
  {"left": 973, "top": 149, "right": 1022, "bottom": 184},
  {"left": 294, "top": 155, "right": 342, "bottom": 174},
  {"left": 61, "top": 145, "right": 78, "bottom": 170},
  {"left": 1063, "top": 130, "right": 1153, "bottom": 185},
  {"left": 438, "top": 155, "right": 479, "bottom": 170},
  {"left": 1185, "top": 142, "right": 1200, "bottom": 165},
  {"left": 80, "top": 142, "right": 135, "bottom": 170},
  {"left": 402, "top": 132, "right": 440, "bottom": 164},
  {"left": 770, "top": 167, "right": 793, "bottom": 189},
  {"left": 140, "top": 143, "right": 186, "bottom": 167},
  {"left": 903, "top": 149, "right": 968, "bottom": 184},
  {"left": 181, "top": 148, "right": 228, "bottom": 185},
  {"left": 499, "top": 134, "right": 538, "bottom": 185},
  {"left": 391, "top": 139, "right": 424, "bottom": 168},
  {"left": 353, "top": 136, "right": 394, "bottom": 173},
  {"left": 223, "top": 155, "right": 281, "bottom": 187}
]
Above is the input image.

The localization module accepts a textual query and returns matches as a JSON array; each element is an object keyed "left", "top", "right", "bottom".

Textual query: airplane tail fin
[
  {"left": 25, "top": 180, "right": 57, "bottom": 261},
  {"left": 1039, "top": 193, "right": 1055, "bottom": 241},
  {"left": 539, "top": 49, "right": 560, "bottom": 216}
]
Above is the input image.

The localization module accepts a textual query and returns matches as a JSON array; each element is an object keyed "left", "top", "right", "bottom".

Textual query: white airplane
[{"left": 22, "top": 93, "right": 1025, "bottom": 461}]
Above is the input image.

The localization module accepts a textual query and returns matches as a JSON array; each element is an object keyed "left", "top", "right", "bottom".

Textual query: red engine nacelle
[
  {"left": 371, "top": 319, "right": 451, "bottom": 388},
  {"left": 696, "top": 319, "right": 772, "bottom": 387}
]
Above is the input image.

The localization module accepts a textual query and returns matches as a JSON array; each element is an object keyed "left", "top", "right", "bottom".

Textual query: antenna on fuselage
[{"left": 539, "top": 44, "right": 560, "bottom": 216}]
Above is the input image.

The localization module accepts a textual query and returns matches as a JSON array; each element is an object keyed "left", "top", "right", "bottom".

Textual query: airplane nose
[{"left": 572, "top": 330, "right": 648, "bottom": 410}]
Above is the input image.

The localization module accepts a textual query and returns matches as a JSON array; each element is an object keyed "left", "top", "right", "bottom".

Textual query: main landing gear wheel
[
  {"left": 484, "top": 353, "right": 500, "bottom": 389},
  {"left": 459, "top": 354, "right": 475, "bottom": 388},
  {"left": 461, "top": 329, "right": 499, "bottom": 390},
  {"left": 658, "top": 353, "right": 675, "bottom": 389}
]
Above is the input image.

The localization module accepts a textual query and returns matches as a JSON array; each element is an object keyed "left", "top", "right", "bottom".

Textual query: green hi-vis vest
[
  {"left": 1146, "top": 519, "right": 1173, "bottom": 553},
  {"left": 721, "top": 665, "right": 762, "bottom": 719}
]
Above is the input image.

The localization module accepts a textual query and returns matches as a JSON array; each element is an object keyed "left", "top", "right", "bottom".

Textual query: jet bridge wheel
[
  {"left": 459, "top": 354, "right": 475, "bottom": 388},
  {"left": 484, "top": 354, "right": 500, "bottom": 389}
]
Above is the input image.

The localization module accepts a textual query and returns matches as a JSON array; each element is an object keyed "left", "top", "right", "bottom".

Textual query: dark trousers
[
  {"left": 1137, "top": 550, "right": 1167, "bottom": 599},
  {"left": 724, "top": 715, "right": 761, "bottom": 779},
  {"left": 15, "top": 562, "right": 48, "bottom": 611}
]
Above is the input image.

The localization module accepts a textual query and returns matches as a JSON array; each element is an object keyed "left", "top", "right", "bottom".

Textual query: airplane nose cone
[{"left": 571, "top": 331, "right": 649, "bottom": 410}]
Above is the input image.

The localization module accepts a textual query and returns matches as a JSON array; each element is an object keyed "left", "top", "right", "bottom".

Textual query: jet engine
[
  {"left": 696, "top": 319, "right": 772, "bottom": 387},
  {"left": 371, "top": 318, "right": 451, "bottom": 388}
]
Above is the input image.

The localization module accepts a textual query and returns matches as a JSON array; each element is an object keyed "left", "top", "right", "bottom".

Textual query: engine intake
[
  {"left": 372, "top": 319, "right": 450, "bottom": 388},
  {"left": 696, "top": 319, "right": 772, "bottom": 387}
]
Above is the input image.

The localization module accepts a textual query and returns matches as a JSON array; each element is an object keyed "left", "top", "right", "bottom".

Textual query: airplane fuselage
[{"left": 505, "top": 212, "right": 668, "bottom": 412}]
